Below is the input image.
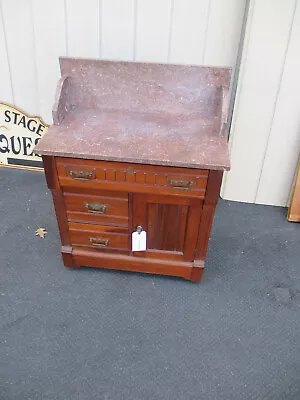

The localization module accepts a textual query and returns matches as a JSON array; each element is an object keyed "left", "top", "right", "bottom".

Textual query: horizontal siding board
[
  {"left": 1, "top": 0, "right": 39, "bottom": 114},
  {"left": 31, "top": 0, "right": 66, "bottom": 124},
  {"left": 256, "top": 0, "right": 300, "bottom": 206},
  {"left": 169, "top": 0, "right": 209, "bottom": 65},
  {"left": 204, "top": 0, "right": 246, "bottom": 67},
  {"left": 222, "top": 0, "right": 296, "bottom": 203},
  {"left": 0, "top": 3, "right": 13, "bottom": 104},
  {"left": 66, "top": 0, "right": 100, "bottom": 58},
  {"left": 135, "top": 0, "right": 172, "bottom": 63},
  {"left": 102, "top": 0, "right": 135, "bottom": 61}
]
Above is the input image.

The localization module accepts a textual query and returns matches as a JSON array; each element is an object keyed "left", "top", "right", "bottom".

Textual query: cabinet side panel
[
  {"left": 183, "top": 198, "right": 203, "bottom": 262},
  {"left": 42, "top": 155, "right": 59, "bottom": 190},
  {"left": 195, "top": 170, "right": 223, "bottom": 262},
  {"left": 42, "top": 155, "right": 71, "bottom": 249}
]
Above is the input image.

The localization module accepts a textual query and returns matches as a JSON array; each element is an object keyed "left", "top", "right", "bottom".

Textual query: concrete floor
[{"left": 0, "top": 167, "right": 300, "bottom": 400}]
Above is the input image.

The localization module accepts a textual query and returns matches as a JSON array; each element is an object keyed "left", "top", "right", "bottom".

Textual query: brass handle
[
  {"left": 89, "top": 237, "right": 109, "bottom": 247},
  {"left": 85, "top": 202, "right": 107, "bottom": 214},
  {"left": 168, "top": 179, "right": 194, "bottom": 190},
  {"left": 68, "top": 169, "right": 94, "bottom": 180}
]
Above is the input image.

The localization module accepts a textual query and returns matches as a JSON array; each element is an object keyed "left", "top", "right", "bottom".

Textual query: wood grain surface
[{"left": 288, "top": 162, "right": 300, "bottom": 222}]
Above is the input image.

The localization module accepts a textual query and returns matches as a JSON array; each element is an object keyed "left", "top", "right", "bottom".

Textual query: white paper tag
[{"left": 132, "top": 231, "right": 147, "bottom": 251}]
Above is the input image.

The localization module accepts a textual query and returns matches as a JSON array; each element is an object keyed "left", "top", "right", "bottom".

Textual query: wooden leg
[
  {"left": 61, "top": 246, "right": 76, "bottom": 267},
  {"left": 190, "top": 263, "right": 205, "bottom": 282}
]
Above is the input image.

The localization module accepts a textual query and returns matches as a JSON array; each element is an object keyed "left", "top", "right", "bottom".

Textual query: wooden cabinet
[
  {"left": 42, "top": 156, "right": 223, "bottom": 281},
  {"left": 36, "top": 58, "right": 230, "bottom": 282}
]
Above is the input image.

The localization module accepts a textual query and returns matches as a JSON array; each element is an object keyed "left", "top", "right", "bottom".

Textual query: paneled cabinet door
[{"left": 132, "top": 194, "right": 203, "bottom": 262}]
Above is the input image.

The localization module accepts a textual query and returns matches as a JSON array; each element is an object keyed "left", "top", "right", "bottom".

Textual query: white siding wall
[
  {"left": 221, "top": 0, "right": 300, "bottom": 206},
  {"left": 0, "top": 0, "right": 245, "bottom": 124},
  {"left": 4, "top": 0, "right": 299, "bottom": 207}
]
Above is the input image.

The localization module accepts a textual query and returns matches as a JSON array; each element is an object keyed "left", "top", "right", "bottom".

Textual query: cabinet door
[{"left": 132, "top": 194, "right": 202, "bottom": 262}]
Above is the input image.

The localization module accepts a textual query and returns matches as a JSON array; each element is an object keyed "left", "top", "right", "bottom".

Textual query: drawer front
[
  {"left": 56, "top": 158, "right": 208, "bottom": 198},
  {"left": 63, "top": 189, "right": 128, "bottom": 226},
  {"left": 69, "top": 222, "right": 129, "bottom": 252}
]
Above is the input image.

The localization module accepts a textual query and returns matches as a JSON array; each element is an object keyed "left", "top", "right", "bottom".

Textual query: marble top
[{"left": 35, "top": 58, "right": 231, "bottom": 170}]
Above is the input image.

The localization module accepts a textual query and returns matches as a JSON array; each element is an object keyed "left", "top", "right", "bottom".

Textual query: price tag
[{"left": 132, "top": 231, "right": 147, "bottom": 251}]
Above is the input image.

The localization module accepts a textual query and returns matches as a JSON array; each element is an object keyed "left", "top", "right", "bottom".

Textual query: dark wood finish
[
  {"left": 132, "top": 194, "right": 202, "bottom": 263},
  {"left": 42, "top": 155, "right": 59, "bottom": 190},
  {"left": 46, "top": 158, "right": 218, "bottom": 280},
  {"left": 56, "top": 158, "right": 208, "bottom": 199},
  {"left": 51, "top": 190, "right": 72, "bottom": 246},
  {"left": 43, "top": 155, "right": 74, "bottom": 265},
  {"left": 288, "top": 161, "right": 300, "bottom": 222},
  {"left": 194, "top": 170, "right": 223, "bottom": 263},
  {"left": 37, "top": 59, "right": 231, "bottom": 281},
  {"left": 72, "top": 247, "right": 193, "bottom": 280},
  {"left": 61, "top": 245, "right": 75, "bottom": 267},
  {"left": 190, "top": 265, "right": 205, "bottom": 282},
  {"left": 69, "top": 222, "right": 129, "bottom": 252},
  {"left": 146, "top": 203, "right": 188, "bottom": 251},
  {"left": 63, "top": 189, "right": 128, "bottom": 226}
]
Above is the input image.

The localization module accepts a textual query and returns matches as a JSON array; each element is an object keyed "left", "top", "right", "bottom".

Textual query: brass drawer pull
[
  {"left": 68, "top": 169, "right": 94, "bottom": 180},
  {"left": 168, "top": 179, "right": 194, "bottom": 190},
  {"left": 85, "top": 202, "right": 107, "bottom": 214},
  {"left": 89, "top": 237, "right": 109, "bottom": 247}
]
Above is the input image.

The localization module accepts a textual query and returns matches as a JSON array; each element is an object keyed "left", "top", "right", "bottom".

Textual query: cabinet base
[{"left": 61, "top": 247, "right": 204, "bottom": 282}]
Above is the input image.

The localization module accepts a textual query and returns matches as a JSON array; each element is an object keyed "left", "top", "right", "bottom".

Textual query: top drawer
[{"left": 56, "top": 158, "right": 208, "bottom": 198}]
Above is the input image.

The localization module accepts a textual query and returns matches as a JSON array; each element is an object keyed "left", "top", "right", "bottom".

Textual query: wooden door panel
[
  {"left": 132, "top": 194, "right": 202, "bottom": 262},
  {"left": 147, "top": 203, "right": 188, "bottom": 252}
]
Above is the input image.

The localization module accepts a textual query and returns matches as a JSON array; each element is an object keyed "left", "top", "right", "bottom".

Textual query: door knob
[{"left": 136, "top": 226, "right": 143, "bottom": 234}]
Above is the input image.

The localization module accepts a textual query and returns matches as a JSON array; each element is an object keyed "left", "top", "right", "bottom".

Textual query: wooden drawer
[
  {"left": 56, "top": 157, "right": 208, "bottom": 198},
  {"left": 63, "top": 188, "right": 128, "bottom": 226},
  {"left": 69, "top": 222, "right": 129, "bottom": 252}
]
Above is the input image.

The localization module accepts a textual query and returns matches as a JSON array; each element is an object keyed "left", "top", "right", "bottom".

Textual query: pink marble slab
[{"left": 35, "top": 58, "right": 231, "bottom": 170}]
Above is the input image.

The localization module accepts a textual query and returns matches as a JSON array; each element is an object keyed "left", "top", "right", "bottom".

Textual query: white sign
[
  {"left": 0, "top": 103, "right": 48, "bottom": 169},
  {"left": 132, "top": 230, "right": 147, "bottom": 251}
]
